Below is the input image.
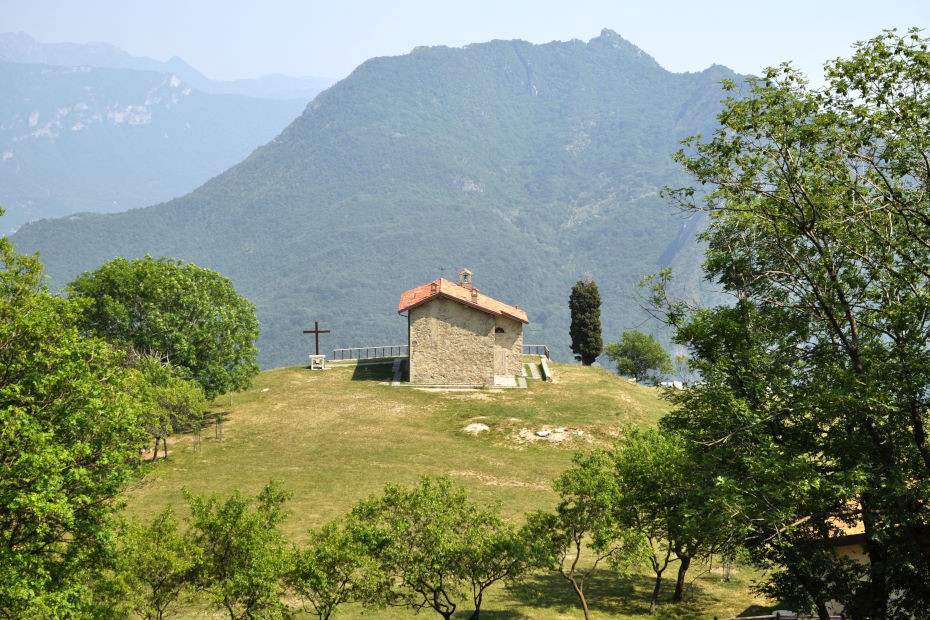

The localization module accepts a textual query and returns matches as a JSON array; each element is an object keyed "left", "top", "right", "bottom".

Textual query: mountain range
[
  {"left": 10, "top": 29, "right": 737, "bottom": 369},
  {"left": 0, "top": 32, "right": 335, "bottom": 100},
  {"left": 0, "top": 59, "right": 310, "bottom": 232}
]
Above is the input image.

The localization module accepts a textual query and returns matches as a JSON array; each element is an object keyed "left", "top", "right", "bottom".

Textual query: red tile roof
[{"left": 398, "top": 278, "right": 529, "bottom": 324}]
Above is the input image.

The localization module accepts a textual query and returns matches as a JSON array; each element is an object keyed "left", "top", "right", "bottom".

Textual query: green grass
[{"left": 124, "top": 361, "right": 775, "bottom": 618}]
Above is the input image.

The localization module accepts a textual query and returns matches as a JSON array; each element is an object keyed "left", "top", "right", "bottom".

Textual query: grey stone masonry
[{"left": 408, "top": 297, "right": 523, "bottom": 384}]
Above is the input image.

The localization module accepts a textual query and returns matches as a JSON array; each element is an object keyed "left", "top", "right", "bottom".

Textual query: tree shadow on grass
[
  {"left": 504, "top": 570, "right": 740, "bottom": 618},
  {"left": 738, "top": 603, "right": 782, "bottom": 616},
  {"left": 454, "top": 610, "right": 538, "bottom": 619},
  {"left": 505, "top": 570, "right": 652, "bottom": 617}
]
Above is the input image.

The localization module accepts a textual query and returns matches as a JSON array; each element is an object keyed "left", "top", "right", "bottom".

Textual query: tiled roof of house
[{"left": 398, "top": 278, "right": 529, "bottom": 324}]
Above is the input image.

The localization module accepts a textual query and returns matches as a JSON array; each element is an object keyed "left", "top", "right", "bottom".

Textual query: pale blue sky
[{"left": 3, "top": 0, "right": 928, "bottom": 82}]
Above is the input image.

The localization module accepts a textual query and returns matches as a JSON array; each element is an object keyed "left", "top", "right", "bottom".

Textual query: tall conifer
[{"left": 569, "top": 278, "right": 602, "bottom": 365}]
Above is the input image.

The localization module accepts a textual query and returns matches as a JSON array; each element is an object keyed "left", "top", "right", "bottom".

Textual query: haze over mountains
[
  {"left": 0, "top": 33, "right": 333, "bottom": 232},
  {"left": 10, "top": 29, "right": 738, "bottom": 368},
  {"left": 0, "top": 32, "right": 335, "bottom": 100}
]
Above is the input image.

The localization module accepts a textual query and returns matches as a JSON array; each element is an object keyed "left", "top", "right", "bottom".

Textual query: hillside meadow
[{"left": 124, "top": 360, "right": 776, "bottom": 618}]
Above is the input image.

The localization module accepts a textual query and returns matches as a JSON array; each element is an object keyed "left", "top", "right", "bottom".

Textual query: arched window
[{"left": 494, "top": 327, "right": 505, "bottom": 334}]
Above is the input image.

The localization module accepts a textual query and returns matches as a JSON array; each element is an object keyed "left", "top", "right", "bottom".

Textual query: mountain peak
[{"left": 588, "top": 28, "right": 662, "bottom": 69}]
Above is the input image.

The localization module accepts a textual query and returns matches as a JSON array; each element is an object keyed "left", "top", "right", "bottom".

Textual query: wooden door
[{"left": 494, "top": 348, "right": 507, "bottom": 375}]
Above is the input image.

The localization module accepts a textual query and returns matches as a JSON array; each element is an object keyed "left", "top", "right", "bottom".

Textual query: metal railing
[
  {"left": 331, "top": 345, "right": 409, "bottom": 361},
  {"left": 333, "top": 344, "right": 547, "bottom": 361},
  {"left": 523, "top": 344, "right": 550, "bottom": 360}
]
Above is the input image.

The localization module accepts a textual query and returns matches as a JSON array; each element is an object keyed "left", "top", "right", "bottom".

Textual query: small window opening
[{"left": 495, "top": 327, "right": 505, "bottom": 334}]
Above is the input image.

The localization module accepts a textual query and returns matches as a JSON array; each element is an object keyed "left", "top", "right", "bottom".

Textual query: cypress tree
[{"left": 569, "top": 278, "right": 602, "bottom": 365}]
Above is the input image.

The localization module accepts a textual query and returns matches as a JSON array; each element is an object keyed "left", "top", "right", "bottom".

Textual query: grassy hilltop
[{"left": 126, "top": 360, "right": 774, "bottom": 618}]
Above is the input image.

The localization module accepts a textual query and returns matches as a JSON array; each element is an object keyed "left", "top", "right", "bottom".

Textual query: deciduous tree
[
  {"left": 662, "top": 28, "right": 930, "bottom": 617},
  {"left": 604, "top": 330, "right": 673, "bottom": 383},
  {"left": 610, "top": 428, "right": 739, "bottom": 612},
  {"left": 109, "top": 506, "right": 200, "bottom": 620},
  {"left": 524, "top": 451, "right": 645, "bottom": 620},
  {"left": 130, "top": 355, "right": 206, "bottom": 460},
  {"left": 185, "top": 481, "right": 292, "bottom": 619},
  {"left": 287, "top": 518, "right": 382, "bottom": 620},
  {"left": 351, "top": 476, "right": 527, "bottom": 620},
  {"left": 69, "top": 256, "right": 260, "bottom": 400},
  {"left": 0, "top": 222, "right": 146, "bottom": 616}
]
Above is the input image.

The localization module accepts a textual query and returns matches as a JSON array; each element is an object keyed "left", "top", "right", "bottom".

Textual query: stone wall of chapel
[{"left": 409, "top": 297, "right": 496, "bottom": 384}]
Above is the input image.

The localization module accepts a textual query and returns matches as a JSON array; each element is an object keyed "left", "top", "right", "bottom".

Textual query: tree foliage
[
  {"left": 524, "top": 451, "right": 646, "bottom": 620},
  {"left": 569, "top": 278, "right": 603, "bottom": 365},
  {"left": 0, "top": 224, "right": 146, "bottom": 616},
  {"left": 287, "top": 518, "right": 383, "bottom": 620},
  {"left": 610, "top": 428, "right": 739, "bottom": 612},
  {"left": 69, "top": 256, "right": 260, "bottom": 400},
  {"left": 662, "top": 28, "right": 930, "bottom": 618},
  {"left": 185, "top": 481, "right": 292, "bottom": 620},
  {"left": 130, "top": 355, "right": 206, "bottom": 460},
  {"left": 350, "top": 476, "right": 527, "bottom": 620},
  {"left": 604, "top": 330, "right": 673, "bottom": 383},
  {"left": 109, "top": 506, "right": 200, "bottom": 620}
]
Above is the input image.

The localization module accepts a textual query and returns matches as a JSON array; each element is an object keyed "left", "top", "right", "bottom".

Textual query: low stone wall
[{"left": 539, "top": 356, "right": 553, "bottom": 382}]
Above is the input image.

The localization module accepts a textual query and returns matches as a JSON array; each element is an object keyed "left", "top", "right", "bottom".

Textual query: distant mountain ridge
[
  {"left": 0, "top": 59, "right": 308, "bottom": 232},
  {"left": 0, "top": 32, "right": 335, "bottom": 100},
  {"left": 11, "top": 29, "right": 738, "bottom": 368}
]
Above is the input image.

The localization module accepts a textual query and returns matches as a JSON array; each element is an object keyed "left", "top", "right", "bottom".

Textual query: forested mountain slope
[{"left": 11, "top": 30, "right": 737, "bottom": 368}]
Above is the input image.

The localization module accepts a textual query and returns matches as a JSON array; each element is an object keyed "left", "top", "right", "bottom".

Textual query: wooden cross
[{"left": 303, "top": 321, "right": 331, "bottom": 356}]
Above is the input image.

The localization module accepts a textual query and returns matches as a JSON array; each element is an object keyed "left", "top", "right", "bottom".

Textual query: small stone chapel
[{"left": 397, "top": 269, "right": 529, "bottom": 385}]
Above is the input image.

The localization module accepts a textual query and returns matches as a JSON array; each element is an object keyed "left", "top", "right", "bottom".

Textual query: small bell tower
[{"left": 458, "top": 268, "right": 473, "bottom": 290}]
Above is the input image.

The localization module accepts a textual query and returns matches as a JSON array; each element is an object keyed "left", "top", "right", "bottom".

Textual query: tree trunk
[
  {"left": 649, "top": 569, "right": 664, "bottom": 615},
  {"left": 815, "top": 599, "right": 830, "bottom": 620},
  {"left": 469, "top": 591, "right": 483, "bottom": 620},
  {"left": 648, "top": 546, "right": 673, "bottom": 615},
  {"left": 152, "top": 436, "right": 160, "bottom": 461},
  {"left": 673, "top": 555, "right": 691, "bottom": 602},
  {"left": 862, "top": 493, "right": 890, "bottom": 619},
  {"left": 223, "top": 596, "right": 236, "bottom": 620},
  {"left": 570, "top": 578, "right": 590, "bottom": 620}
]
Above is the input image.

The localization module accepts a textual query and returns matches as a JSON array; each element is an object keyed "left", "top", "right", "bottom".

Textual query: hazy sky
[{"left": 3, "top": 0, "right": 928, "bottom": 82}]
